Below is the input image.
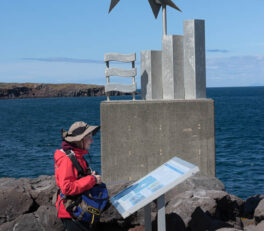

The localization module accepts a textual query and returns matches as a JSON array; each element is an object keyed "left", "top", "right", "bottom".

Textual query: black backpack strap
[
  {"left": 65, "top": 150, "right": 85, "bottom": 178},
  {"left": 84, "top": 158, "right": 92, "bottom": 175}
]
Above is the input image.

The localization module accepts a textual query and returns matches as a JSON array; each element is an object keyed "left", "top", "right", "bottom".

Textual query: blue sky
[{"left": 0, "top": 0, "right": 264, "bottom": 87}]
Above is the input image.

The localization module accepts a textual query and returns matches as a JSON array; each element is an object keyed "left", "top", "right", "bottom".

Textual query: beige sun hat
[{"left": 62, "top": 121, "right": 100, "bottom": 143}]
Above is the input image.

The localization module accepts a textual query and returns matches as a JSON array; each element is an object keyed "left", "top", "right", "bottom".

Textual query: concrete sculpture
[
  {"left": 102, "top": 1, "right": 213, "bottom": 186},
  {"left": 108, "top": 0, "right": 206, "bottom": 100}
]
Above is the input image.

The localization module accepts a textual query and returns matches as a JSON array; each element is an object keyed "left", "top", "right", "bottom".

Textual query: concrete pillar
[
  {"left": 141, "top": 50, "right": 163, "bottom": 100},
  {"left": 101, "top": 100, "right": 215, "bottom": 184},
  {"left": 184, "top": 20, "right": 206, "bottom": 99},
  {"left": 162, "top": 35, "right": 184, "bottom": 99}
]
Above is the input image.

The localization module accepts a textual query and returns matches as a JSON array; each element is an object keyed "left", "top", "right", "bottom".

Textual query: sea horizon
[{"left": 0, "top": 86, "right": 263, "bottom": 200}]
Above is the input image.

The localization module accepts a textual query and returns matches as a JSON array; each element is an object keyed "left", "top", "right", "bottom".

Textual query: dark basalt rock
[
  {"left": 254, "top": 199, "right": 264, "bottom": 224},
  {"left": 244, "top": 195, "right": 264, "bottom": 219},
  {"left": 0, "top": 175, "right": 264, "bottom": 231},
  {"left": 0, "top": 186, "right": 34, "bottom": 225}
]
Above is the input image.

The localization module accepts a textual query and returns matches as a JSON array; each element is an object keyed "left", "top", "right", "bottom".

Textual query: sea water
[{"left": 0, "top": 87, "right": 263, "bottom": 199}]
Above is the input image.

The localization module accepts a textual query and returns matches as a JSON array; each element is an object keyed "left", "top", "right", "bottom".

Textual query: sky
[{"left": 0, "top": 0, "right": 264, "bottom": 87}]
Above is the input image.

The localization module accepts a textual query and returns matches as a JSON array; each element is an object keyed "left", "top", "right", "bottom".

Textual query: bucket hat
[{"left": 62, "top": 121, "right": 100, "bottom": 143}]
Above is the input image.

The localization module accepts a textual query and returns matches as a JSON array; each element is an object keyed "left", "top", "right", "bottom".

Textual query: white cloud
[
  {"left": 22, "top": 57, "right": 104, "bottom": 64},
  {"left": 1, "top": 55, "right": 264, "bottom": 88},
  {"left": 0, "top": 59, "right": 141, "bottom": 86}
]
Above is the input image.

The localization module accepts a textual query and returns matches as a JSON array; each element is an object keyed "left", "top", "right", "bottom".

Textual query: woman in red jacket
[{"left": 54, "top": 121, "right": 101, "bottom": 231}]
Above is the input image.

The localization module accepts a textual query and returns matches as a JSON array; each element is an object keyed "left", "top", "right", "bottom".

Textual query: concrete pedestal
[{"left": 100, "top": 100, "right": 215, "bottom": 184}]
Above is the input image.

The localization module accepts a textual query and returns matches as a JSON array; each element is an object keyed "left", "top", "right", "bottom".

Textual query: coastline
[{"left": 0, "top": 83, "right": 127, "bottom": 99}]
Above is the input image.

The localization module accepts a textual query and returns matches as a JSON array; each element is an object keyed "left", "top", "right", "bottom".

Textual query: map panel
[{"left": 110, "top": 157, "right": 199, "bottom": 218}]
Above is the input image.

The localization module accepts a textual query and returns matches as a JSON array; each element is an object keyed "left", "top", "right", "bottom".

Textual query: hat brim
[{"left": 64, "top": 125, "right": 100, "bottom": 142}]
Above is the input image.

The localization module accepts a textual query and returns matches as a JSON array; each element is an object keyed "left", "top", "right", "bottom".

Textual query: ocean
[{"left": 0, "top": 86, "right": 263, "bottom": 199}]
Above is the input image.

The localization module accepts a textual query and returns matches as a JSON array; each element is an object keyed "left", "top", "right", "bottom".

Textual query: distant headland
[{"left": 0, "top": 83, "right": 124, "bottom": 99}]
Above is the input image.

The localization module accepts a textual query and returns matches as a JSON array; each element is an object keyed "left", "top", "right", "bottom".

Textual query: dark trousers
[{"left": 61, "top": 218, "right": 94, "bottom": 231}]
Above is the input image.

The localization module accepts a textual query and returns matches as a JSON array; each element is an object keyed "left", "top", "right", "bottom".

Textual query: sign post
[
  {"left": 144, "top": 203, "right": 152, "bottom": 231},
  {"left": 110, "top": 157, "right": 199, "bottom": 230},
  {"left": 157, "top": 194, "right": 166, "bottom": 231}
]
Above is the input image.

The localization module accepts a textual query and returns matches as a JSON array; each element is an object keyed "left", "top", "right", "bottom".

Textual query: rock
[
  {"left": 244, "top": 225, "right": 258, "bottom": 231},
  {"left": 0, "top": 186, "right": 34, "bottom": 224},
  {"left": 0, "top": 177, "right": 22, "bottom": 190},
  {"left": 0, "top": 206, "right": 64, "bottom": 231},
  {"left": 166, "top": 190, "right": 223, "bottom": 226},
  {"left": 244, "top": 195, "right": 264, "bottom": 218},
  {"left": 243, "top": 221, "right": 264, "bottom": 231},
  {"left": 0, "top": 213, "right": 39, "bottom": 231},
  {"left": 0, "top": 175, "right": 255, "bottom": 231},
  {"left": 215, "top": 228, "right": 242, "bottom": 231},
  {"left": 165, "top": 189, "right": 245, "bottom": 230},
  {"left": 255, "top": 220, "right": 264, "bottom": 231},
  {"left": 254, "top": 198, "right": 264, "bottom": 224},
  {"left": 34, "top": 205, "right": 64, "bottom": 231},
  {"left": 188, "top": 207, "right": 231, "bottom": 231},
  {"left": 225, "top": 217, "right": 243, "bottom": 230},
  {"left": 166, "top": 175, "right": 225, "bottom": 201},
  {"left": 164, "top": 213, "right": 186, "bottom": 231},
  {"left": 0, "top": 175, "right": 58, "bottom": 226},
  {"left": 215, "top": 193, "right": 244, "bottom": 221},
  {"left": 27, "top": 175, "right": 57, "bottom": 206}
]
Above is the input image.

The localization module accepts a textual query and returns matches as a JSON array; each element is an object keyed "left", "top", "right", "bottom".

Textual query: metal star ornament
[
  {"left": 108, "top": 0, "right": 182, "bottom": 35},
  {"left": 108, "top": 0, "right": 120, "bottom": 13},
  {"left": 148, "top": 0, "right": 181, "bottom": 19}
]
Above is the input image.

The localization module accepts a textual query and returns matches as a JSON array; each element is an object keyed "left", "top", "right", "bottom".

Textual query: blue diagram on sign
[{"left": 110, "top": 157, "right": 199, "bottom": 218}]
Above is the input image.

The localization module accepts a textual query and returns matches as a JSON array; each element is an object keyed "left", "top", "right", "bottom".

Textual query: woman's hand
[{"left": 92, "top": 171, "right": 102, "bottom": 184}]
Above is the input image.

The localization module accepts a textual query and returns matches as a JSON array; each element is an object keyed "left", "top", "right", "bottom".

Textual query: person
[{"left": 54, "top": 121, "right": 102, "bottom": 231}]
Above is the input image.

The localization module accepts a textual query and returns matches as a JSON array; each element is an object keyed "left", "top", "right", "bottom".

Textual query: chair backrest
[{"left": 104, "top": 53, "right": 137, "bottom": 101}]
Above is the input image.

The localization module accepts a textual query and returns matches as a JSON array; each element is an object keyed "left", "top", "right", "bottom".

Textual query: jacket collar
[{"left": 61, "top": 141, "right": 88, "bottom": 156}]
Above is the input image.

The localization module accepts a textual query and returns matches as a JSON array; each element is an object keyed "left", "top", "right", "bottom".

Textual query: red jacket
[{"left": 54, "top": 145, "right": 96, "bottom": 218}]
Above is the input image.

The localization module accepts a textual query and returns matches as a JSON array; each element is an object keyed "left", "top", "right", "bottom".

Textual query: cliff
[{"left": 0, "top": 83, "right": 122, "bottom": 99}]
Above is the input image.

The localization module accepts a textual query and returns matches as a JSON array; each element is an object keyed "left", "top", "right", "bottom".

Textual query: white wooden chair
[{"left": 104, "top": 53, "right": 137, "bottom": 101}]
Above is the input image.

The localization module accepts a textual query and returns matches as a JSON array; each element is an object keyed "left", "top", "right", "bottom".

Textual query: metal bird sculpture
[{"left": 108, "top": 0, "right": 182, "bottom": 35}]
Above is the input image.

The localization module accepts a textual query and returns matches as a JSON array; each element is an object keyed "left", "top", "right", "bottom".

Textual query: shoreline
[
  {"left": 0, "top": 83, "right": 137, "bottom": 100},
  {"left": 0, "top": 83, "right": 106, "bottom": 99}
]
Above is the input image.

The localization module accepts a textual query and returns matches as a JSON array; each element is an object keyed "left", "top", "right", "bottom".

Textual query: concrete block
[
  {"left": 101, "top": 100, "right": 215, "bottom": 184},
  {"left": 184, "top": 20, "right": 206, "bottom": 99},
  {"left": 141, "top": 50, "right": 163, "bottom": 100},
  {"left": 162, "top": 35, "right": 184, "bottom": 99}
]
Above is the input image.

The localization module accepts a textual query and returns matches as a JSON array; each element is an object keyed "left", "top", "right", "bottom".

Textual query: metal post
[
  {"left": 157, "top": 194, "right": 166, "bottom": 231},
  {"left": 132, "top": 61, "right": 135, "bottom": 100},
  {"left": 144, "top": 203, "right": 152, "bottom": 231},
  {"left": 162, "top": 4, "right": 167, "bottom": 36},
  {"left": 106, "top": 61, "right": 110, "bottom": 101}
]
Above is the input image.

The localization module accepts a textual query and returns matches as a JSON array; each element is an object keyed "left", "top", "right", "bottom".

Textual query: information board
[{"left": 110, "top": 157, "right": 199, "bottom": 218}]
